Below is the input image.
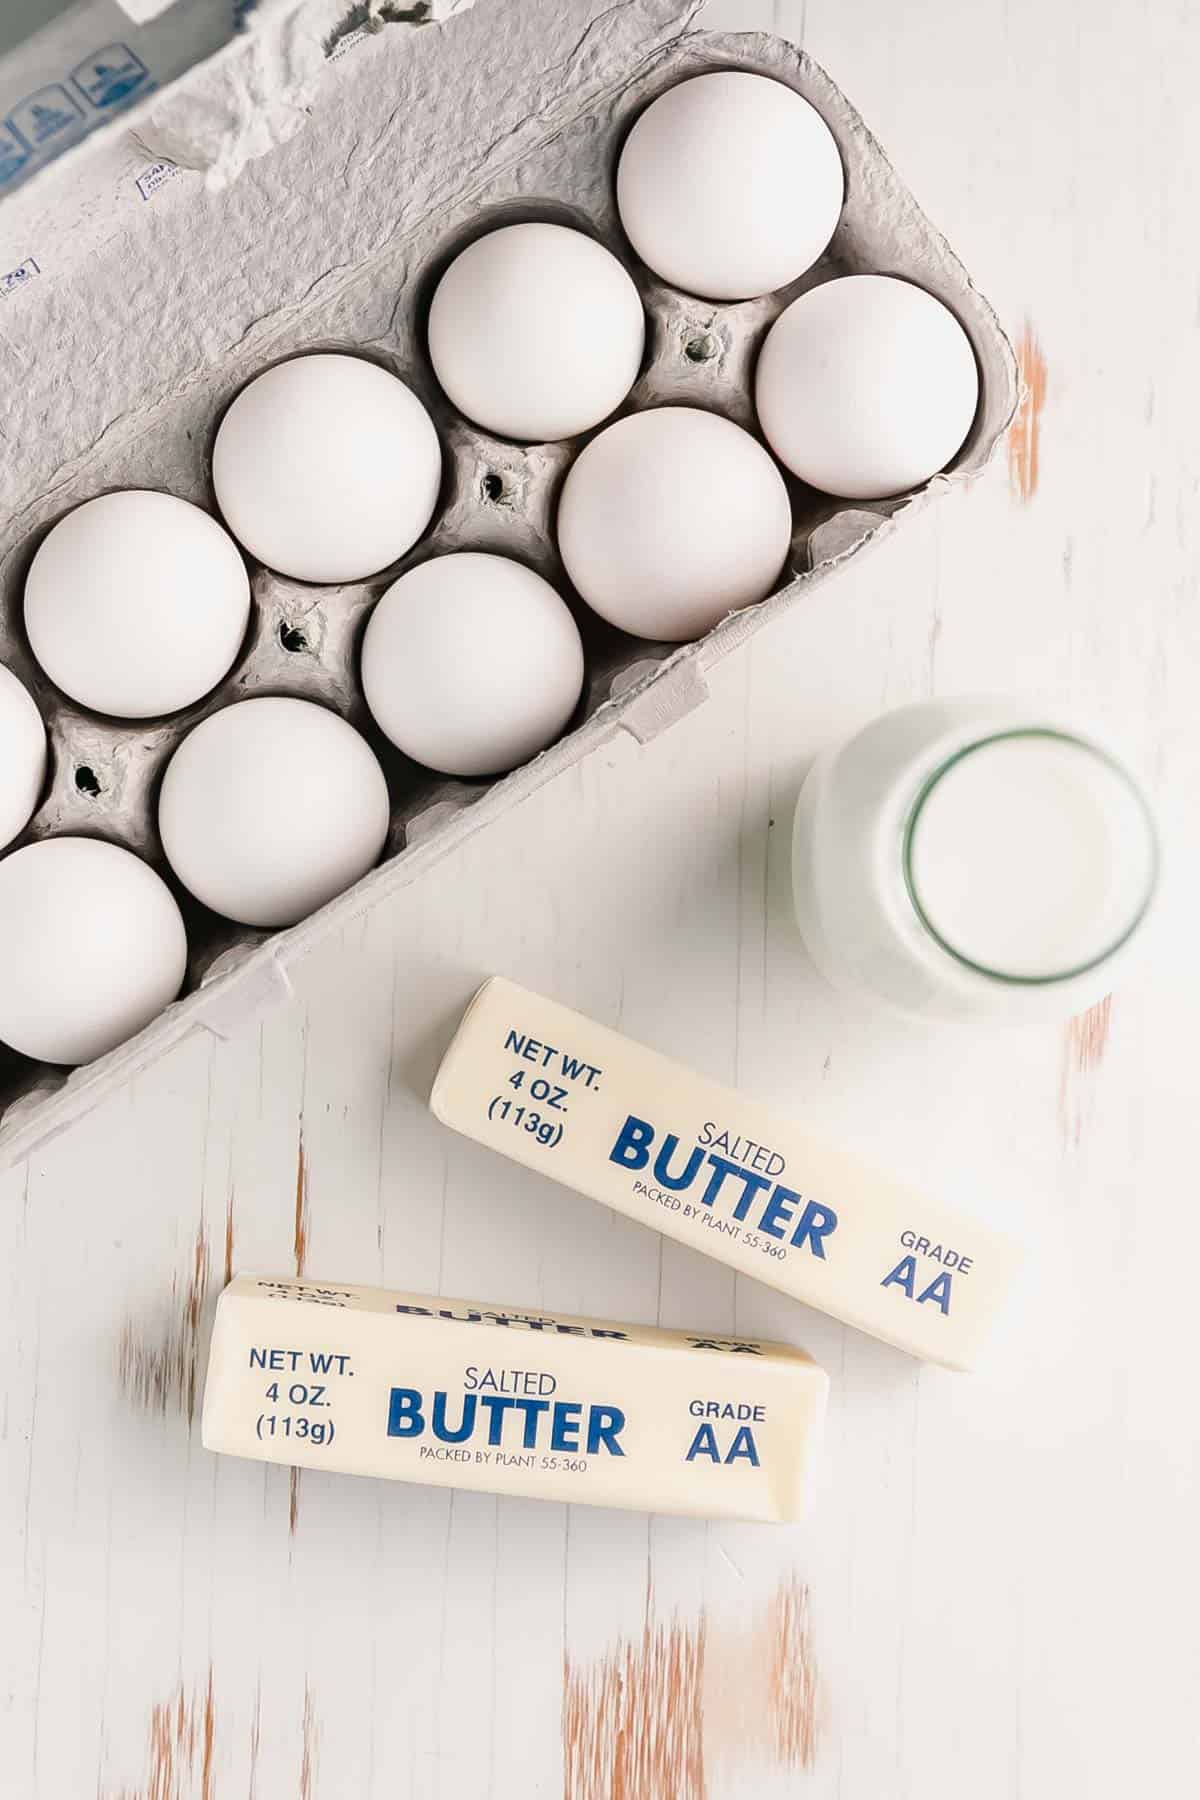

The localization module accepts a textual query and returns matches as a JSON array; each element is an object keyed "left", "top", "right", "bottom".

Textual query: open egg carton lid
[
  {"left": 0, "top": 0, "right": 476, "bottom": 213},
  {"left": 0, "top": 0, "right": 1018, "bottom": 1169}
]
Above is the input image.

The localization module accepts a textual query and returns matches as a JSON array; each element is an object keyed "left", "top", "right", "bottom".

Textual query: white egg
[
  {"left": 428, "top": 223, "right": 645, "bottom": 442},
  {"left": 616, "top": 71, "right": 843, "bottom": 301},
  {"left": 158, "top": 697, "right": 390, "bottom": 927},
  {"left": 0, "top": 664, "right": 46, "bottom": 850},
  {"left": 556, "top": 407, "right": 792, "bottom": 642},
  {"left": 24, "top": 490, "right": 250, "bottom": 719},
  {"left": 361, "top": 553, "right": 584, "bottom": 777},
  {"left": 756, "top": 275, "right": 980, "bottom": 499},
  {"left": 0, "top": 838, "right": 187, "bottom": 1065},
  {"left": 212, "top": 354, "right": 441, "bottom": 583}
]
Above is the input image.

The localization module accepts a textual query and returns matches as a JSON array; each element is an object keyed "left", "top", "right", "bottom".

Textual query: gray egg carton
[{"left": 0, "top": 0, "right": 1017, "bottom": 1168}]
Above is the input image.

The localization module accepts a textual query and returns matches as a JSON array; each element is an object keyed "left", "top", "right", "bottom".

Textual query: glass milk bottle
[{"left": 792, "top": 699, "right": 1159, "bottom": 1023}]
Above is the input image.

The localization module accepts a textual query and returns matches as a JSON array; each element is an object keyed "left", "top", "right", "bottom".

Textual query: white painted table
[{"left": 4, "top": 1, "right": 1199, "bottom": 1793}]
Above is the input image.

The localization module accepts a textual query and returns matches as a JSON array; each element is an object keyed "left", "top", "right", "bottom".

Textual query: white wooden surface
[{"left": 3, "top": 1, "right": 1199, "bottom": 1794}]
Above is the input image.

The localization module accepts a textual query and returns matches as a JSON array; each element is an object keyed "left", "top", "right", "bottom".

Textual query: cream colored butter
[
  {"left": 201, "top": 1274, "right": 827, "bottom": 1522},
  {"left": 431, "top": 979, "right": 1023, "bottom": 1370}
]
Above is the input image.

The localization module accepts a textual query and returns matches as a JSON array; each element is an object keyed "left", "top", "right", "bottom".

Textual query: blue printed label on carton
[
  {"left": 0, "top": 124, "right": 31, "bottom": 186},
  {"left": 71, "top": 44, "right": 151, "bottom": 111},
  {"left": 8, "top": 85, "right": 83, "bottom": 148}
]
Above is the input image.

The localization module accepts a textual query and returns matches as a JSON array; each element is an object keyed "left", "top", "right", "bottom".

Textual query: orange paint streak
[
  {"left": 1059, "top": 994, "right": 1114, "bottom": 1148},
  {"left": 1068, "top": 993, "right": 1113, "bottom": 1075},
  {"left": 299, "top": 1681, "right": 320, "bottom": 1800},
  {"left": 563, "top": 1576, "right": 822, "bottom": 1799},
  {"left": 284, "top": 1126, "right": 310, "bottom": 1538},
  {"left": 294, "top": 1126, "right": 309, "bottom": 1278},
  {"left": 102, "top": 1668, "right": 214, "bottom": 1800},
  {"left": 1008, "top": 320, "right": 1048, "bottom": 502},
  {"left": 766, "top": 1576, "right": 820, "bottom": 1769},
  {"left": 201, "top": 1671, "right": 214, "bottom": 1800},
  {"left": 564, "top": 1614, "right": 706, "bottom": 1800},
  {"left": 118, "top": 1221, "right": 210, "bottom": 1424}
]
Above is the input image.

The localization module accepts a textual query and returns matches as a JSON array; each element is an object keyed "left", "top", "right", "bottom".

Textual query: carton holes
[
  {"left": 279, "top": 623, "right": 309, "bottom": 653},
  {"left": 74, "top": 765, "right": 102, "bottom": 797},
  {"left": 685, "top": 333, "right": 717, "bottom": 363},
  {"left": 480, "top": 470, "right": 505, "bottom": 503}
]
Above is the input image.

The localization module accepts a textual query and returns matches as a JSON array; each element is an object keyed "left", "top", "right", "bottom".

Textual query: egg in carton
[{"left": 0, "top": 0, "right": 1017, "bottom": 1166}]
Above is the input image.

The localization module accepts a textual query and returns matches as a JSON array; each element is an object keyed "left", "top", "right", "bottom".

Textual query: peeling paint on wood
[
  {"left": 286, "top": 1123, "right": 313, "bottom": 1533},
  {"left": 765, "top": 1575, "right": 821, "bottom": 1769},
  {"left": 248, "top": 1678, "right": 261, "bottom": 1800},
  {"left": 118, "top": 1222, "right": 210, "bottom": 1424},
  {"left": 299, "top": 1680, "right": 320, "bottom": 1800},
  {"left": 563, "top": 1575, "right": 822, "bottom": 1799},
  {"left": 287, "top": 1126, "right": 311, "bottom": 1536},
  {"left": 294, "top": 1126, "right": 310, "bottom": 1278},
  {"left": 201, "top": 1675, "right": 215, "bottom": 1800},
  {"left": 1009, "top": 320, "right": 1048, "bottom": 502},
  {"left": 103, "top": 1667, "right": 215, "bottom": 1800},
  {"left": 1060, "top": 994, "right": 1114, "bottom": 1148},
  {"left": 1068, "top": 994, "right": 1113, "bottom": 1076},
  {"left": 564, "top": 1609, "right": 706, "bottom": 1800},
  {"left": 704, "top": 1573, "right": 824, "bottom": 1783}
]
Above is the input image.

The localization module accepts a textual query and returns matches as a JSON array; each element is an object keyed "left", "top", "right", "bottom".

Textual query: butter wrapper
[
  {"left": 431, "top": 979, "right": 1023, "bottom": 1371},
  {"left": 201, "top": 1274, "right": 827, "bottom": 1522}
]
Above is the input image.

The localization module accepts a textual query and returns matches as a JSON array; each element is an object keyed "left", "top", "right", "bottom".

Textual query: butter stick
[
  {"left": 201, "top": 1274, "right": 827, "bottom": 1522},
  {"left": 431, "top": 979, "right": 1022, "bottom": 1370}
]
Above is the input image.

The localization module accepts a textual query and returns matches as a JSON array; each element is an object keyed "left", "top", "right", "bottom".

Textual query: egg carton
[{"left": 0, "top": 0, "right": 1018, "bottom": 1169}]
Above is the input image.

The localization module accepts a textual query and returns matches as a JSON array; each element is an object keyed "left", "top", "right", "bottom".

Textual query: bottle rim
[{"left": 900, "top": 726, "right": 1160, "bottom": 987}]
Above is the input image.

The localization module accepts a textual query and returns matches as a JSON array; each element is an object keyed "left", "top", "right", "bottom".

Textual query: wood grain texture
[{"left": 3, "top": 1, "right": 1200, "bottom": 1795}]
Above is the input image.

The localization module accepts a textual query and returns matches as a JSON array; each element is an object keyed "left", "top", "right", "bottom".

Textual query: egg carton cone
[{"left": 0, "top": 0, "right": 1018, "bottom": 1170}]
